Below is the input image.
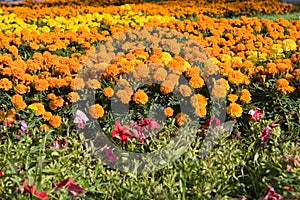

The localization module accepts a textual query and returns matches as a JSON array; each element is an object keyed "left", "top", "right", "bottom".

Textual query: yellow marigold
[
  {"left": 34, "top": 79, "right": 49, "bottom": 92},
  {"left": 89, "top": 104, "right": 104, "bottom": 119},
  {"left": 103, "top": 87, "right": 114, "bottom": 98},
  {"left": 0, "top": 78, "right": 12, "bottom": 91},
  {"left": 49, "top": 98, "right": 64, "bottom": 110},
  {"left": 49, "top": 115, "right": 61, "bottom": 128},
  {"left": 39, "top": 124, "right": 49, "bottom": 132},
  {"left": 275, "top": 78, "right": 295, "bottom": 94},
  {"left": 175, "top": 112, "right": 188, "bottom": 126},
  {"left": 153, "top": 67, "right": 168, "bottom": 82},
  {"left": 132, "top": 89, "right": 148, "bottom": 105},
  {"left": 227, "top": 94, "right": 239, "bottom": 103},
  {"left": 178, "top": 84, "right": 192, "bottom": 97},
  {"left": 189, "top": 75, "right": 205, "bottom": 89},
  {"left": 11, "top": 94, "right": 27, "bottom": 111},
  {"left": 239, "top": 89, "right": 251, "bottom": 103},
  {"left": 14, "top": 84, "right": 30, "bottom": 94},
  {"left": 67, "top": 92, "right": 80, "bottom": 103},
  {"left": 29, "top": 103, "right": 45, "bottom": 116},
  {"left": 226, "top": 103, "right": 243, "bottom": 118},
  {"left": 282, "top": 39, "right": 297, "bottom": 51},
  {"left": 86, "top": 79, "right": 101, "bottom": 90},
  {"left": 164, "top": 107, "right": 174, "bottom": 117},
  {"left": 42, "top": 111, "right": 52, "bottom": 121},
  {"left": 160, "top": 52, "right": 172, "bottom": 65}
]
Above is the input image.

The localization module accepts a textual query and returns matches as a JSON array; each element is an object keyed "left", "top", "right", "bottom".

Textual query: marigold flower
[
  {"left": 34, "top": 79, "right": 49, "bottom": 92},
  {"left": 227, "top": 94, "right": 239, "bottom": 103},
  {"left": 42, "top": 111, "right": 52, "bottom": 121},
  {"left": 49, "top": 98, "right": 64, "bottom": 110},
  {"left": 0, "top": 78, "right": 12, "bottom": 91},
  {"left": 189, "top": 75, "right": 205, "bottom": 89},
  {"left": 116, "top": 89, "right": 132, "bottom": 104},
  {"left": 132, "top": 89, "right": 148, "bottom": 105},
  {"left": 239, "top": 89, "right": 251, "bottom": 103},
  {"left": 160, "top": 80, "right": 174, "bottom": 94},
  {"left": 86, "top": 79, "right": 101, "bottom": 90},
  {"left": 103, "top": 87, "right": 114, "bottom": 98},
  {"left": 226, "top": 103, "right": 243, "bottom": 118},
  {"left": 29, "top": 103, "right": 45, "bottom": 116},
  {"left": 153, "top": 67, "right": 168, "bottom": 82},
  {"left": 14, "top": 84, "right": 30, "bottom": 94},
  {"left": 89, "top": 104, "right": 104, "bottom": 119},
  {"left": 275, "top": 78, "right": 295, "bottom": 94},
  {"left": 175, "top": 112, "right": 188, "bottom": 126},
  {"left": 178, "top": 84, "right": 192, "bottom": 97},
  {"left": 70, "top": 78, "right": 85, "bottom": 90},
  {"left": 212, "top": 79, "right": 227, "bottom": 99},
  {"left": 282, "top": 39, "right": 297, "bottom": 51},
  {"left": 49, "top": 115, "right": 62, "bottom": 128},
  {"left": 6, "top": 108, "right": 16, "bottom": 120},
  {"left": 11, "top": 94, "right": 27, "bottom": 111},
  {"left": 164, "top": 107, "right": 174, "bottom": 117},
  {"left": 67, "top": 92, "right": 80, "bottom": 103},
  {"left": 39, "top": 124, "right": 49, "bottom": 132},
  {"left": 190, "top": 94, "right": 208, "bottom": 108}
]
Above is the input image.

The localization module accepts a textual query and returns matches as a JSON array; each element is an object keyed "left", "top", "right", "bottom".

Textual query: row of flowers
[{"left": 0, "top": 0, "right": 296, "bottom": 22}]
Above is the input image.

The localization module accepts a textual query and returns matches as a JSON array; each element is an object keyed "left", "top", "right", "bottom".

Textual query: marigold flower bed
[{"left": 0, "top": 0, "right": 299, "bottom": 199}]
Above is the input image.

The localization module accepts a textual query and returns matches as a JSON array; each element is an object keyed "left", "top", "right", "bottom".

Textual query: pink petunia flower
[
  {"left": 248, "top": 108, "right": 264, "bottom": 121},
  {"left": 138, "top": 118, "right": 160, "bottom": 131},
  {"left": 260, "top": 123, "right": 279, "bottom": 142},
  {"left": 261, "top": 186, "right": 283, "bottom": 200},
  {"left": 103, "top": 148, "right": 117, "bottom": 163},
  {"left": 23, "top": 184, "right": 48, "bottom": 200},
  {"left": 50, "top": 138, "right": 62, "bottom": 148},
  {"left": 73, "top": 110, "right": 89, "bottom": 129},
  {"left": 56, "top": 177, "right": 85, "bottom": 196}
]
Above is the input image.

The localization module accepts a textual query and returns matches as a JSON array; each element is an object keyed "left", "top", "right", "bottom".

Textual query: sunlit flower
[
  {"left": 248, "top": 108, "right": 264, "bottom": 121},
  {"left": 103, "top": 87, "right": 114, "bottom": 98},
  {"left": 111, "top": 121, "right": 132, "bottom": 142},
  {"left": 89, "top": 104, "right": 104, "bottom": 119},
  {"left": 23, "top": 184, "right": 48, "bottom": 200},
  {"left": 226, "top": 103, "right": 243, "bottom": 118},
  {"left": 49, "top": 115, "right": 62, "bottom": 128},
  {"left": 132, "top": 89, "right": 148, "bottom": 105},
  {"left": 164, "top": 107, "right": 174, "bottom": 117},
  {"left": 260, "top": 123, "right": 279, "bottom": 142},
  {"left": 239, "top": 89, "right": 251, "bottom": 103}
]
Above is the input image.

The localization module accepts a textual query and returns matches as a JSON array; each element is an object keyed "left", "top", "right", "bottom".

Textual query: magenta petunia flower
[
  {"left": 19, "top": 120, "right": 27, "bottom": 137},
  {"left": 73, "top": 110, "right": 89, "bottom": 129},
  {"left": 248, "top": 108, "right": 264, "bottom": 121},
  {"left": 260, "top": 123, "right": 279, "bottom": 142},
  {"left": 103, "top": 147, "right": 117, "bottom": 163},
  {"left": 0, "top": 171, "right": 3, "bottom": 176}
]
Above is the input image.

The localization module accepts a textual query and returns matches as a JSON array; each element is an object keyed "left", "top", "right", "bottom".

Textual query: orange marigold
[
  {"left": 11, "top": 94, "right": 27, "bottom": 111},
  {"left": 39, "top": 124, "right": 49, "bottom": 132},
  {"left": 227, "top": 94, "right": 239, "bottom": 103},
  {"left": 239, "top": 89, "right": 251, "bottom": 103},
  {"left": 42, "top": 111, "right": 52, "bottom": 121},
  {"left": 86, "top": 79, "right": 101, "bottom": 90},
  {"left": 67, "top": 92, "right": 80, "bottom": 103},
  {"left": 275, "top": 78, "right": 295, "bottom": 94},
  {"left": 89, "top": 104, "right": 104, "bottom": 119},
  {"left": 164, "top": 107, "right": 174, "bottom": 117},
  {"left": 189, "top": 75, "right": 204, "bottom": 89},
  {"left": 14, "top": 84, "right": 30, "bottom": 94},
  {"left": 70, "top": 78, "right": 85, "bottom": 90},
  {"left": 0, "top": 78, "right": 12, "bottom": 91},
  {"left": 175, "top": 112, "right": 188, "bottom": 126},
  {"left": 178, "top": 84, "right": 192, "bottom": 97},
  {"left": 34, "top": 79, "right": 49, "bottom": 92},
  {"left": 49, "top": 98, "right": 64, "bottom": 110},
  {"left": 49, "top": 115, "right": 61, "bottom": 128},
  {"left": 29, "top": 103, "right": 45, "bottom": 116},
  {"left": 132, "top": 89, "right": 148, "bottom": 105},
  {"left": 103, "top": 87, "right": 114, "bottom": 98}
]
